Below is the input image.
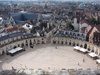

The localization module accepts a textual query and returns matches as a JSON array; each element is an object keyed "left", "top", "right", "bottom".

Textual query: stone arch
[
  {"left": 65, "top": 40, "right": 67, "bottom": 45},
  {"left": 30, "top": 39, "right": 32, "bottom": 45},
  {"left": 34, "top": 39, "right": 36, "bottom": 44},
  {"left": 42, "top": 40, "right": 44, "bottom": 44},
  {"left": 92, "top": 49, "right": 94, "bottom": 52},
  {"left": 37, "top": 40, "right": 40, "bottom": 44},
  {"left": 69, "top": 40, "right": 71, "bottom": 45},
  {"left": 58, "top": 41, "right": 60, "bottom": 44},
  {"left": 84, "top": 43, "right": 87, "bottom": 49},
  {"left": 61, "top": 41, "right": 63, "bottom": 44},
  {"left": 42, "top": 38, "right": 44, "bottom": 40},
  {"left": 18, "top": 44, "right": 20, "bottom": 47},
  {"left": 91, "top": 47, "right": 94, "bottom": 52},
  {"left": 30, "top": 39, "right": 33, "bottom": 48},
  {"left": 26, "top": 40, "right": 28, "bottom": 46},
  {"left": 80, "top": 44, "right": 83, "bottom": 47},
  {"left": 53, "top": 40, "right": 55, "bottom": 44},
  {"left": 77, "top": 43, "right": 79, "bottom": 46},
  {"left": 73, "top": 42, "right": 75, "bottom": 46},
  {"left": 13, "top": 45, "right": 17, "bottom": 49},
  {"left": 88, "top": 46, "right": 90, "bottom": 51}
]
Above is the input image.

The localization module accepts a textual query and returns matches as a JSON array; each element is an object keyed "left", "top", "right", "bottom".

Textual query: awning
[
  {"left": 88, "top": 52, "right": 98, "bottom": 58},
  {"left": 79, "top": 48, "right": 88, "bottom": 53},
  {"left": 8, "top": 47, "right": 23, "bottom": 54},
  {"left": 96, "top": 59, "right": 100, "bottom": 64},
  {"left": 73, "top": 46, "right": 81, "bottom": 50}
]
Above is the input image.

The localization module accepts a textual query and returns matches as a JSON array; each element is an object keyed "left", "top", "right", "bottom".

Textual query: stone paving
[{"left": 0, "top": 44, "right": 99, "bottom": 70}]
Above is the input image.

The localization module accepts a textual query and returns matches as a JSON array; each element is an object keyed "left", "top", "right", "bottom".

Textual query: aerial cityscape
[{"left": 0, "top": 0, "right": 100, "bottom": 75}]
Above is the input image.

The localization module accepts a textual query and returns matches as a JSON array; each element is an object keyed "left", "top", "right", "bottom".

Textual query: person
[
  {"left": 48, "top": 67, "right": 50, "bottom": 70},
  {"left": 78, "top": 63, "right": 80, "bottom": 65},
  {"left": 6, "top": 50, "right": 8, "bottom": 55},
  {"left": 2, "top": 50, "right": 5, "bottom": 55},
  {"left": 83, "top": 58, "right": 85, "bottom": 62},
  {"left": 12, "top": 66, "right": 14, "bottom": 70},
  {"left": 25, "top": 65, "right": 27, "bottom": 69},
  {"left": 55, "top": 47, "right": 57, "bottom": 49}
]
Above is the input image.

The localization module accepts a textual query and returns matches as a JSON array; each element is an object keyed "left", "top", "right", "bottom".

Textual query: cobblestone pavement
[{"left": 0, "top": 44, "right": 99, "bottom": 70}]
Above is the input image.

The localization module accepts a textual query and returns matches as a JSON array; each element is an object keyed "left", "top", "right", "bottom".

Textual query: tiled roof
[
  {"left": 0, "top": 35, "right": 9, "bottom": 41},
  {"left": 86, "top": 25, "right": 94, "bottom": 33},
  {"left": 0, "top": 32, "right": 23, "bottom": 41},
  {"left": 23, "top": 33, "right": 34, "bottom": 37},
  {"left": 9, "top": 32, "right": 23, "bottom": 38},
  {"left": 10, "top": 13, "right": 43, "bottom": 22},
  {"left": 94, "top": 25, "right": 100, "bottom": 32},
  {"left": 7, "top": 27, "right": 18, "bottom": 32}
]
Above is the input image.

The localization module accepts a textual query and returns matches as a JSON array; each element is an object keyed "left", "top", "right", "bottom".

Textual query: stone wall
[
  {"left": 0, "top": 36, "right": 100, "bottom": 57},
  {"left": 0, "top": 37, "right": 47, "bottom": 53},
  {"left": 51, "top": 37, "right": 100, "bottom": 57}
]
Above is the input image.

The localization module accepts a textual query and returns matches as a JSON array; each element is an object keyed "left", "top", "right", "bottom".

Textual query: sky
[{"left": 0, "top": 0, "right": 99, "bottom": 2}]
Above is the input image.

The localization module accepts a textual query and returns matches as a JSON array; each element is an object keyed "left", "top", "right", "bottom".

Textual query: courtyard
[{"left": 0, "top": 44, "right": 99, "bottom": 70}]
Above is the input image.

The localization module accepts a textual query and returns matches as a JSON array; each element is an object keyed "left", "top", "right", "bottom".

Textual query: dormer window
[{"left": 77, "top": 34, "right": 80, "bottom": 36}]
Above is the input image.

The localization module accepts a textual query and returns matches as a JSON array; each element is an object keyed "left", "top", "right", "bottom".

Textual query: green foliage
[
  {"left": 45, "top": 4, "right": 48, "bottom": 9},
  {"left": 90, "top": 17, "right": 100, "bottom": 25},
  {"left": 67, "top": 22, "right": 74, "bottom": 30},
  {"left": 90, "top": 17, "right": 97, "bottom": 24}
]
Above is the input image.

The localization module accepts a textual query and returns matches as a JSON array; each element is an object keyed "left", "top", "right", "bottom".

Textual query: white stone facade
[{"left": 0, "top": 36, "right": 100, "bottom": 57}]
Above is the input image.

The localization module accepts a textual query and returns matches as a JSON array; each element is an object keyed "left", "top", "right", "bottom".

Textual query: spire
[
  {"left": 36, "top": 32, "right": 40, "bottom": 37},
  {"left": 43, "top": 27, "right": 45, "bottom": 31},
  {"left": 47, "top": 22, "right": 49, "bottom": 29}
]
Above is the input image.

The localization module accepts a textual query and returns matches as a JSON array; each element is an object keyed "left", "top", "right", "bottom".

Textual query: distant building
[
  {"left": 72, "top": 18, "right": 88, "bottom": 32},
  {"left": 0, "top": 17, "right": 3, "bottom": 24},
  {"left": 85, "top": 25, "right": 100, "bottom": 45},
  {"left": 9, "top": 12, "right": 43, "bottom": 25},
  {"left": 9, "top": 12, "right": 52, "bottom": 25}
]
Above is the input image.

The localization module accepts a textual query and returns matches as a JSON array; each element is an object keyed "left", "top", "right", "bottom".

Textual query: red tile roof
[
  {"left": 94, "top": 25, "right": 100, "bottom": 32},
  {"left": 7, "top": 27, "right": 18, "bottom": 32}
]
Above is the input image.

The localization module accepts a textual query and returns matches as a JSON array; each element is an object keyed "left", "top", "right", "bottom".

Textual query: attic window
[
  {"left": 82, "top": 34, "right": 84, "bottom": 36},
  {"left": 77, "top": 34, "right": 80, "bottom": 36},
  {"left": 73, "top": 33, "right": 75, "bottom": 35},
  {"left": 26, "top": 24, "right": 30, "bottom": 27}
]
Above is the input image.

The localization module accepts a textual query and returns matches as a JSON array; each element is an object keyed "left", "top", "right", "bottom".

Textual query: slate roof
[
  {"left": 10, "top": 12, "right": 43, "bottom": 24},
  {"left": 9, "top": 32, "right": 23, "bottom": 38},
  {"left": 2, "top": 19, "right": 10, "bottom": 24},
  {"left": 7, "top": 27, "right": 18, "bottom": 32},
  {"left": 0, "top": 35, "right": 9, "bottom": 41},
  {"left": 0, "top": 32, "right": 23, "bottom": 41},
  {"left": 54, "top": 30, "right": 86, "bottom": 40},
  {"left": 23, "top": 33, "right": 34, "bottom": 38}
]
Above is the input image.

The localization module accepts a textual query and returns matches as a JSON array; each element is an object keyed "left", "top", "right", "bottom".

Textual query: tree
[
  {"left": 97, "top": 17, "right": 100, "bottom": 25},
  {"left": 90, "top": 17, "right": 97, "bottom": 25},
  {"left": 67, "top": 22, "right": 74, "bottom": 30},
  {"left": 71, "top": 5, "right": 77, "bottom": 11},
  {"left": 45, "top": 4, "right": 48, "bottom": 9}
]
